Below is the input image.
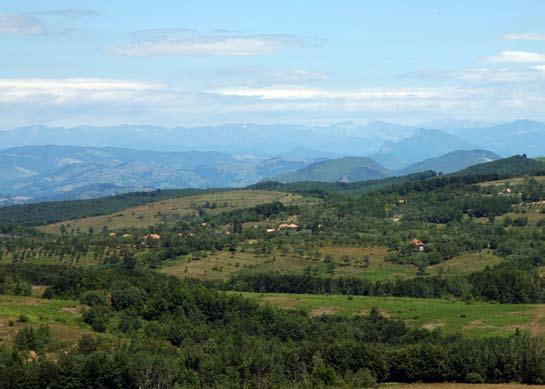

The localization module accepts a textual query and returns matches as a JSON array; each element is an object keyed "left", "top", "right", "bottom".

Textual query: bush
[
  {"left": 17, "top": 314, "right": 29, "bottom": 323},
  {"left": 465, "top": 372, "right": 484, "bottom": 383},
  {"left": 80, "top": 290, "right": 108, "bottom": 306},
  {"left": 15, "top": 326, "right": 50, "bottom": 352}
]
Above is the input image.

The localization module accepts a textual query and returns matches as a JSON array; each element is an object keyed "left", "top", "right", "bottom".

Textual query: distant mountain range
[
  {"left": 2, "top": 120, "right": 543, "bottom": 159},
  {"left": 0, "top": 145, "right": 317, "bottom": 203},
  {"left": 0, "top": 122, "right": 404, "bottom": 156},
  {"left": 0, "top": 119, "right": 544, "bottom": 203},
  {"left": 370, "top": 129, "right": 475, "bottom": 169}
]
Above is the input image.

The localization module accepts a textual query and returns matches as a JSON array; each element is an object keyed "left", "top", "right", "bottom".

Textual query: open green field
[
  {"left": 38, "top": 190, "right": 304, "bottom": 234},
  {"left": 427, "top": 251, "right": 503, "bottom": 275},
  {"left": 383, "top": 384, "right": 545, "bottom": 389},
  {"left": 0, "top": 294, "right": 91, "bottom": 346},
  {"left": 234, "top": 292, "right": 545, "bottom": 337},
  {"left": 161, "top": 246, "right": 504, "bottom": 282}
]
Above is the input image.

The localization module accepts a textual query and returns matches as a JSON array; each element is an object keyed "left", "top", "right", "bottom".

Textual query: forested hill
[
  {"left": 451, "top": 155, "right": 545, "bottom": 177},
  {"left": 273, "top": 156, "right": 390, "bottom": 183},
  {"left": 0, "top": 188, "right": 215, "bottom": 226}
]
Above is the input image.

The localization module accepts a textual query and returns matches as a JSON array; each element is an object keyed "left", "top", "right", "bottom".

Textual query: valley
[{"left": 2, "top": 153, "right": 545, "bottom": 387}]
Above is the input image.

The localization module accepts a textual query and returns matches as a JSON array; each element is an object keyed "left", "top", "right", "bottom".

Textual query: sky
[{"left": 1, "top": 0, "right": 545, "bottom": 128}]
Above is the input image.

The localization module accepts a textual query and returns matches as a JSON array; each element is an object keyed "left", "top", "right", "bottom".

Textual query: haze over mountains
[{"left": 0, "top": 119, "right": 544, "bottom": 203}]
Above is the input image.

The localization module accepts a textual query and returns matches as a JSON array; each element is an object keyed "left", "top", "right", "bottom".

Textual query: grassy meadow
[
  {"left": 234, "top": 292, "right": 545, "bottom": 337},
  {"left": 0, "top": 294, "right": 91, "bottom": 347}
]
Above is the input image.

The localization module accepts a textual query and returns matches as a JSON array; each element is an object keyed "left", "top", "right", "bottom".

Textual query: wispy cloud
[
  {"left": 484, "top": 50, "right": 545, "bottom": 63},
  {"left": 213, "top": 68, "right": 328, "bottom": 86},
  {"left": 108, "top": 30, "right": 321, "bottom": 56},
  {"left": 0, "top": 78, "right": 163, "bottom": 104},
  {"left": 27, "top": 9, "right": 99, "bottom": 18},
  {"left": 504, "top": 32, "right": 545, "bottom": 41},
  {"left": 0, "top": 13, "right": 45, "bottom": 35}
]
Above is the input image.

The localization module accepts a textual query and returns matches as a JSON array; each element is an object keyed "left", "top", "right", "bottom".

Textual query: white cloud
[
  {"left": 213, "top": 68, "right": 328, "bottom": 86},
  {"left": 210, "top": 85, "right": 459, "bottom": 100},
  {"left": 0, "top": 13, "right": 44, "bottom": 35},
  {"left": 484, "top": 51, "right": 545, "bottom": 63},
  {"left": 504, "top": 32, "right": 545, "bottom": 41},
  {"left": 2, "top": 77, "right": 545, "bottom": 127},
  {"left": 108, "top": 31, "right": 316, "bottom": 56},
  {"left": 28, "top": 9, "right": 99, "bottom": 18},
  {"left": 458, "top": 67, "right": 545, "bottom": 83},
  {"left": 0, "top": 78, "right": 164, "bottom": 104}
]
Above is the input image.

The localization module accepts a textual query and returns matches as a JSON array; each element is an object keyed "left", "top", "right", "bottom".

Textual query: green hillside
[
  {"left": 451, "top": 154, "right": 545, "bottom": 177},
  {"left": 398, "top": 149, "right": 501, "bottom": 175},
  {"left": 0, "top": 188, "right": 214, "bottom": 226},
  {"left": 274, "top": 156, "right": 390, "bottom": 183}
]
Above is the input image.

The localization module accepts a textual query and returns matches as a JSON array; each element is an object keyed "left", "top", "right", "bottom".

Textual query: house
[
  {"left": 108, "top": 232, "right": 116, "bottom": 237},
  {"left": 266, "top": 228, "right": 276, "bottom": 233},
  {"left": 278, "top": 223, "right": 299, "bottom": 230},
  {"left": 122, "top": 233, "right": 131, "bottom": 239},
  {"left": 410, "top": 239, "right": 425, "bottom": 252},
  {"left": 144, "top": 233, "right": 161, "bottom": 240}
]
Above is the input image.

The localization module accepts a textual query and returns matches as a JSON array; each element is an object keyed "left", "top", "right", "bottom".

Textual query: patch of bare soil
[
  {"left": 309, "top": 307, "right": 339, "bottom": 317},
  {"left": 529, "top": 305, "right": 545, "bottom": 335},
  {"left": 421, "top": 322, "right": 445, "bottom": 331},
  {"left": 61, "top": 307, "right": 81, "bottom": 315}
]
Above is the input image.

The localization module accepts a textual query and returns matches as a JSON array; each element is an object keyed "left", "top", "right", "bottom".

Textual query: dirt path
[{"left": 529, "top": 304, "right": 545, "bottom": 335}]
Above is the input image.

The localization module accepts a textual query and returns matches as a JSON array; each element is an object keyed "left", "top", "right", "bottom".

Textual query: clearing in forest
[{"left": 235, "top": 292, "right": 544, "bottom": 338}]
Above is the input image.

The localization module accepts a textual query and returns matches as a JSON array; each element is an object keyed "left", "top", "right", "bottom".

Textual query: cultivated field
[
  {"left": 38, "top": 190, "right": 304, "bottom": 234},
  {"left": 235, "top": 292, "right": 545, "bottom": 337}
]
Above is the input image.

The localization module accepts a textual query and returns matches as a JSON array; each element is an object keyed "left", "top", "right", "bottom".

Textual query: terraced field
[{"left": 38, "top": 190, "right": 304, "bottom": 234}]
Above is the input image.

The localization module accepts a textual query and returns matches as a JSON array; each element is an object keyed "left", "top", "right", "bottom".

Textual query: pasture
[
  {"left": 0, "top": 294, "right": 90, "bottom": 346},
  {"left": 234, "top": 292, "right": 545, "bottom": 337}
]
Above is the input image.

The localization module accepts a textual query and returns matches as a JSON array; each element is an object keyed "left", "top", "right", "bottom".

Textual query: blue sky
[{"left": 1, "top": 0, "right": 545, "bottom": 127}]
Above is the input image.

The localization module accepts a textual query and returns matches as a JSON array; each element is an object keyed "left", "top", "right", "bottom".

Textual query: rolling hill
[
  {"left": 398, "top": 150, "right": 501, "bottom": 175},
  {"left": 273, "top": 157, "right": 390, "bottom": 183},
  {"left": 451, "top": 154, "right": 545, "bottom": 177},
  {"left": 370, "top": 128, "right": 475, "bottom": 169}
]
